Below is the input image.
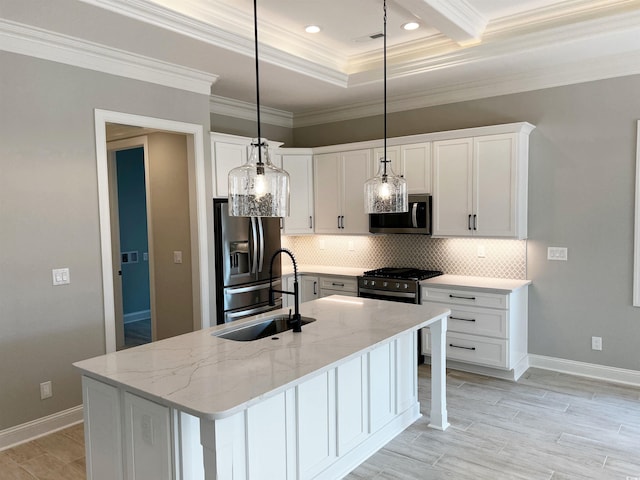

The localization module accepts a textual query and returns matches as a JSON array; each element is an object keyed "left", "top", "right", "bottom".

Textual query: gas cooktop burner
[{"left": 362, "top": 267, "right": 443, "bottom": 281}]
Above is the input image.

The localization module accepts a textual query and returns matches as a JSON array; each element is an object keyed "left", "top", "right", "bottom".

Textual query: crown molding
[
  {"left": 76, "top": 0, "right": 349, "bottom": 87},
  {"left": 210, "top": 95, "right": 294, "bottom": 128},
  {"left": 348, "top": 4, "right": 640, "bottom": 85},
  {"left": 0, "top": 19, "right": 217, "bottom": 95},
  {"left": 293, "top": 49, "right": 640, "bottom": 128},
  {"left": 398, "top": 0, "right": 487, "bottom": 43}
]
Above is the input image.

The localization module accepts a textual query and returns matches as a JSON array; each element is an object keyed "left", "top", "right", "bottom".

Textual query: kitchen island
[{"left": 74, "top": 296, "right": 450, "bottom": 480}]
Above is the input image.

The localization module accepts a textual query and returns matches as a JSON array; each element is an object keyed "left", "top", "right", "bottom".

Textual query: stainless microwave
[{"left": 369, "top": 194, "right": 432, "bottom": 234}]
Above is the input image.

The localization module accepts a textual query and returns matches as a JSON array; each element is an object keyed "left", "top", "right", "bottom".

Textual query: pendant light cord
[
  {"left": 253, "top": 0, "right": 263, "bottom": 166},
  {"left": 383, "top": 0, "right": 388, "bottom": 179}
]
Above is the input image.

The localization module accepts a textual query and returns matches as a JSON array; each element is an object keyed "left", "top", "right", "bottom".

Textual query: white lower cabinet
[
  {"left": 296, "top": 372, "right": 336, "bottom": 478},
  {"left": 123, "top": 393, "right": 172, "bottom": 480},
  {"left": 421, "top": 285, "right": 528, "bottom": 380},
  {"left": 246, "top": 393, "right": 288, "bottom": 480},
  {"left": 318, "top": 276, "right": 357, "bottom": 298},
  {"left": 282, "top": 274, "right": 319, "bottom": 308},
  {"left": 82, "top": 377, "right": 125, "bottom": 480},
  {"left": 336, "top": 357, "right": 367, "bottom": 456},
  {"left": 82, "top": 331, "right": 419, "bottom": 480}
]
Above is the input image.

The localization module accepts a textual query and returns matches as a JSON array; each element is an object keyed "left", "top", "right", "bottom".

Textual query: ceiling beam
[{"left": 395, "top": 0, "right": 487, "bottom": 44}]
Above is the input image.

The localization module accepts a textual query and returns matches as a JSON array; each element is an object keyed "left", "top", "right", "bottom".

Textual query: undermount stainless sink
[{"left": 214, "top": 315, "right": 316, "bottom": 342}]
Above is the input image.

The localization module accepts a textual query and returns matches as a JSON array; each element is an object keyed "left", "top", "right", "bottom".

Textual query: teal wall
[{"left": 116, "top": 148, "right": 150, "bottom": 316}]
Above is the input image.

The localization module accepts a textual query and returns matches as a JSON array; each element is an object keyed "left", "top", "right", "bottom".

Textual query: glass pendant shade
[
  {"left": 364, "top": 158, "right": 408, "bottom": 214},
  {"left": 364, "top": 0, "right": 408, "bottom": 214},
  {"left": 228, "top": 141, "right": 290, "bottom": 217}
]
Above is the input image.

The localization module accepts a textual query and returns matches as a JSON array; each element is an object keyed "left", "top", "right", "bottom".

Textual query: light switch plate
[
  {"left": 477, "top": 245, "right": 486, "bottom": 258},
  {"left": 52, "top": 268, "right": 70, "bottom": 285},
  {"left": 173, "top": 251, "right": 183, "bottom": 264},
  {"left": 547, "top": 247, "right": 568, "bottom": 261}
]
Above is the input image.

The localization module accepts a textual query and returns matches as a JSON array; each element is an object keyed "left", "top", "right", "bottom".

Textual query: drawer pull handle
[
  {"left": 449, "top": 294, "right": 476, "bottom": 301},
  {"left": 449, "top": 343, "right": 476, "bottom": 351},
  {"left": 332, "top": 282, "right": 345, "bottom": 287},
  {"left": 450, "top": 316, "right": 476, "bottom": 322}
]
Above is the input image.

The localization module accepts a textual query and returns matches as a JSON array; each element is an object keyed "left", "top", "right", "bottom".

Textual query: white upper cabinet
[
  {"left": 433, "top": 127, "right": 531, "bottom": 239},
  {"left": 372, "top": 146, "right": 401, "bottom": 176},
  {"left": 314, "top": 149, "right": 371, "bottom": 235},
  {"left": 401, "top": 142, "right": 432, "bottom": 194},
  {"left": 279, "top": 150, "right": 314, "bottom": 235},
  {"left": 373, "top": 144, "right": 431, "bottom": 194},
  {"left": 211, "top": 134, "right": 248, "bottom": 198},
  {"left": 432, "top": 138, "right": 474, "bottom": 237},
  {"left": 211, "top": 133, "right": 283, "bottom": 198}
]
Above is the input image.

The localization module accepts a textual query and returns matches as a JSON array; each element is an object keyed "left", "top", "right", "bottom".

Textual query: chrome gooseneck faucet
[{"left": 268, "top": 248, "right": 302, "bottom": 332}]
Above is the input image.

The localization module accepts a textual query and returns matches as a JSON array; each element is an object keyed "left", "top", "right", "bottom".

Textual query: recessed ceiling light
[
  {"left": 305, "top": 25, "right": 321, "bottom": 34},
  {"left": 402, "top": 22, "right": 420, "bottom": 31}
]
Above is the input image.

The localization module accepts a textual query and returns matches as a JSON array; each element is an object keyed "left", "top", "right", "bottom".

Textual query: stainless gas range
[{"left": 357, "top": 267, "right": 443, "bottom": 304}]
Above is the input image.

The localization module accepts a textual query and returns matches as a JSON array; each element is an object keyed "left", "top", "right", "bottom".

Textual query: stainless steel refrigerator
[{"left": 213, "top": 199, "right": 282, "bottom": 324}]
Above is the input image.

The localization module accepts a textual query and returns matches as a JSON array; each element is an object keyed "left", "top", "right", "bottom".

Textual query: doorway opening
[{"left": 95, "top": 110, "right": 211, "bottom": 354}]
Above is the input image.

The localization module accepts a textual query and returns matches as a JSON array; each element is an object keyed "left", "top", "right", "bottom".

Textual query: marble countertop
[
  {"left": 74, "top": 296, "right": 449, "bottom": 420},
  {"left": 421, "top": 274, "right": 531, "bottom": 293}
]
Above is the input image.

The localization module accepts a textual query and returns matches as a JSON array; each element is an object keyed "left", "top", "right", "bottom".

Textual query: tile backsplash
[{"left": 282, "top": 235, "right": 527, "bottom": 279}]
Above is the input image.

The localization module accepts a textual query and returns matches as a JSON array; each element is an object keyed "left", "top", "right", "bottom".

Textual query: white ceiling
[{"left": 4, "top": 0, "right": 640, "bottom": 126}]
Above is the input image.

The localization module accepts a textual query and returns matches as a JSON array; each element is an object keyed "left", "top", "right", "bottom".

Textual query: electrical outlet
[
  {"left": 40, "top": 381, "right": 53, "bottom": 400},
  {"left": 319, "top": 239, "right": 326, "bottom": 250},
  {"left": 477, "top": 245, "right": 486, "bottom": 258},
  {"left": 141, "top": 414, "right": 154, "bottom": 445},
  {"left": 547, "top": 247, "right": 568, "bottom": 261},
  {"left": 591, "top": 336, "right": 602, "bottom": 351},
  {"left": 348, "top": 240, "right": 355, "bottom": 251}
]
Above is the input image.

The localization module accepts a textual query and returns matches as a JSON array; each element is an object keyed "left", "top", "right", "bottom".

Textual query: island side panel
[{"left": 195, "top": 329, "right": 427, "bottom": 480}]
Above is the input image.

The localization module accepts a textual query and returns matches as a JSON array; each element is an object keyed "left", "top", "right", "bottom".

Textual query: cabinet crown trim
[{"left": 310, "top": 122, "right": 535, "bottom": 155}]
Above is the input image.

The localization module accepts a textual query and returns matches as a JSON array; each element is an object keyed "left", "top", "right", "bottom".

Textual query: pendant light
[
  {"left": 228, "top": 0, "right": 290, "bottom": 217},
  {"left": 364, "top": 0, "right": 408, "bottom": 214}
]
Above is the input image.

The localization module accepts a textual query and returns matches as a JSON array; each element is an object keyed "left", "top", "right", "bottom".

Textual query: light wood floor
[
  {"left": 2, "top": 367, "right": 638, "bottom": 479},
  {"left": 347, "top": 367, "right": 640, "bottom": 480}
]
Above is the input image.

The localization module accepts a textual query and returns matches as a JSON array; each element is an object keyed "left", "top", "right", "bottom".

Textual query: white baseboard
[
  {"left": 124, "top": 309, "right": 151, "bottom": 324},
  {"left": 0, "top": 405, "right": 83, "bottom": 451},
  {"left": 424, "top": 353, "right": 640, "bottom": 386},
  {"left": 527, "top": 354, "right": 640, "bottom": 387}
]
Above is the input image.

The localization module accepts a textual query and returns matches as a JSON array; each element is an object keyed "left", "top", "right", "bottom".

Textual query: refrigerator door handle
[
  {"left": 250, "top": 217, "right": 258, "bottom": 274},
  {"left": 225, "top": 280, "right": 281, "bottom": 294},
  {"left": 257, "top": 218, "right": 265, "bottom": 272},
  {"left": 225, "top": 298, "right": 282, "bottom": 322}
]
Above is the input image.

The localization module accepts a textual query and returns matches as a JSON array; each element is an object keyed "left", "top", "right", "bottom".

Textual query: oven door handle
[
  {"left": 358, "top": 288, "right": 416, "bottom": 299},
  {"left": 411, "top": 203, "right": 418, "bottom": 228}
]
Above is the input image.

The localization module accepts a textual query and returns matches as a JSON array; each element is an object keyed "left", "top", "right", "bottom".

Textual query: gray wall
[
  {"left": 0, "top": 51, "right": 211, "bottom": 430},
  {"left": 211, "top": 113, "right": 293, "bottom": 146},
  {"left": 293, "top": 75, "right": 640, "bottom": 371}
]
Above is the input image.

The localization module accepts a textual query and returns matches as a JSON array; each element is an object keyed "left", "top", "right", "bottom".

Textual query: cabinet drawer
[
  {"left": 319, "top": 277, "right": 357, "bottom": 293},
  {"left": 422, "top": 330, "right": 508, "bottom": 369},
  {"left": 422, "top": 287, "right": 508, "bottom": 309},
  {"left": 426, "top": 301, "right": 508, "bottom": 339}
]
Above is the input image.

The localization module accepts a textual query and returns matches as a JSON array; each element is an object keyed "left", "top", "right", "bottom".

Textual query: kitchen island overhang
[{"left": 75, "top": 295, "right": 450, "bottom": 480}]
